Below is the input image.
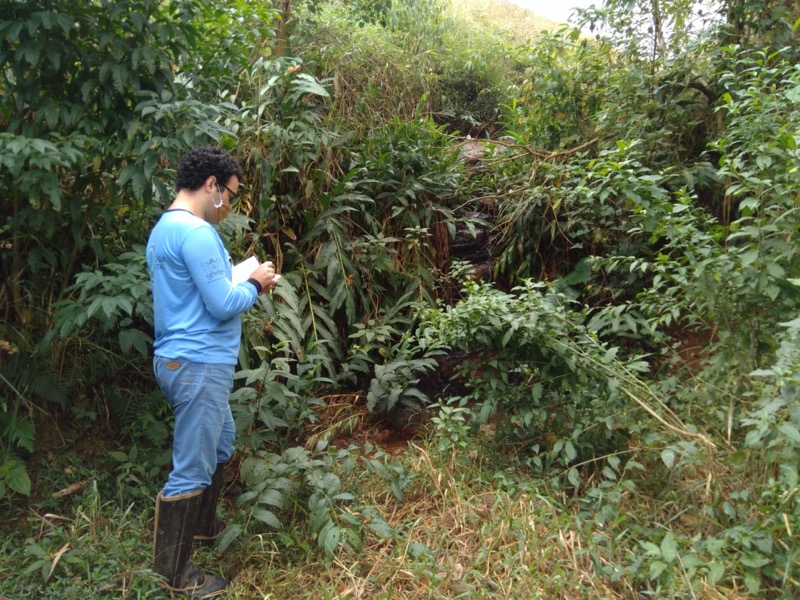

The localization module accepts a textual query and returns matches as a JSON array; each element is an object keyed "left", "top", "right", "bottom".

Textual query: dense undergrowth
[{"left": 2, "top": 0, "right": 800, "bottom": 597}]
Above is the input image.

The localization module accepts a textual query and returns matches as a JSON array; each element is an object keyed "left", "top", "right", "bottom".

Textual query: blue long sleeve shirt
[{"left": 146, "top": 209, "right": 258, "bottom": 365}]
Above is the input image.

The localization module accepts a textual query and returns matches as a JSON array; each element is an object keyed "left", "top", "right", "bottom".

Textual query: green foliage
[
  {"left": 580, "top": 0, "right": 721, "bottom": 60},
  {"left": 348, "top": 317, "right": 439, "bottom": 413},
  {"left": 489, "top": 20, "right": 726, "bottom": 286},
  {"left": 343, "top": 118, "right": 461, "bottom": 302},
  {"left": 289, "top": 116, "right": 462, "bottom": 331},
  {"left": 383, "top": 0, "right": 451, "bottom": 53},
  {"left": 736, "top": 317, "right": 800, "bottom": 592},
  {"left": 230, "top": 443, "right": 409, "bottom": 557},
  {"left": 299, "top": 0, "right": 434, "bottom": 123},
  {"left": 232, "top": 353, "right": 315, "bottom": 450},
  {"left": 430, "top": 399, "right": 473, "bottom": 452},
  {"left": 723, "top": 0, "right": 800, "bottom": 51},
  {"left": 3, "top": 480, "right": 166, "bottom": 598},
  {"left": 0, "top": 350, "right": 67, "bottom": 500},
  {"left": 232, "top": 55, "right": 333, "bottom": 206},
  {"left": 4, "top": 0, "right": 800, "bottom": 595},
  {"left": 0, "top": 451, "right": 31, "bottom": 498},
  {"left": 505, "top": 28, "right": 606, "bottom": 150},
  {"left": 567, "top": 42, "right": 800, "bottom": 598},
  {"left": 180, "top": 0, "right": 280, "bottom": 93},
  {"left": 0, "top": 0, "right": 243, "bottom": 339},
  {"left": 108, "top": 443, "right": 169, "bottom": 503},
  {"left": 418, "top": 279, "right": 693, "bottom": 486},
  {"left": 53, "top": 247, "right": 154, "bottom": 357},
  {"left": 0, "top": 0, "right": 207, "bottom": 306},
  {"left": 0, "top": 0, "right": 244, "bottom": 497},
  {"left": 592, "top": 46, "right": 800, "bottom": 375}
]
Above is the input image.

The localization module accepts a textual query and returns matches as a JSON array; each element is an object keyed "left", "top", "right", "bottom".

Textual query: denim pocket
[{"left": 154, "top": 357, "right": 194, "bottom": 406}]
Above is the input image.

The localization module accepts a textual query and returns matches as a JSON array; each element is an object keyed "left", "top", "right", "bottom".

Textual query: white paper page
[{"left": 232, "top": 256, "right": 260, "bottom": 286}]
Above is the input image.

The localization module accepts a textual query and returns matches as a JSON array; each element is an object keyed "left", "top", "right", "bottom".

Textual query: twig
[{"left": 469, "top": 136, "right": 601, "bottom": 164}]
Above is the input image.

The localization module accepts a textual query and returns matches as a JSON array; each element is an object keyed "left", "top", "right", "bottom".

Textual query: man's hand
[{"left": 249, "top": 261, "right": 280, "bottom": 293}]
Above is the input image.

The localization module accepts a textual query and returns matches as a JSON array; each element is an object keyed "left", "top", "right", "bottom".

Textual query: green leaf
[
  {"left": 765, "top": 261, "right": 785, "bottom": 279},
  {"left": 660, "top": 448, "right": 676, "bottom": 469},
  {"left": 740, "top": 249, "right": 759, "bottom": 267},
  {"left": 777, "top": 422, "right": 800, "bottom": 444},
  {"left": 707, "top": 562, "right": 724, "bottom": 585},
  {"left": 567, "top": 467, "right": 580, "bottom": 487},
  {"left": 253, "top": 508, "right": 281, "bottom": 529},
  {"left": 320, "top": 523, "right": 340, "bottom": 555},
  {"left": 5, "top": 462, "right": 32, "bottom": 496},
  {"left": 119, "top": 329, "right": 150, "bottom": 356},
  {"left": 660, "top": 532, "right": 677, "bottom": 563},
  {"left": 215, "top": 524, "right": 242, "bottom": 552},
  {"left": 601, "top": 347, "right": 618, "bottom": 364},
  {"left": 744, "top": 573, "right": 761, "bottom": 594},
  {"left": 640, "top": 541, "right": 660, "bottom": 556},
  {"left": 564, "top": 440, "right": 577, "bottom": 461},
  {"left": 366, "top": 515, "right": 395, "bottom": 539},
  {"left": 258, "top": 488, "right": 285, "bottom": 508},
  {"left": 739, "top": 552, "right": 769, "bottom": 569},
  {"left": 755, "top": 155, "right": 772, "bottom": 170},
  {"left": 649, "top": 560, "right": 668, "bottom": 580}
]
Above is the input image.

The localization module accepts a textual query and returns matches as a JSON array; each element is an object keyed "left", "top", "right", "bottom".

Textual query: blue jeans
[{"left": 153, "top": 357, "right": 235, "bottom": 497}]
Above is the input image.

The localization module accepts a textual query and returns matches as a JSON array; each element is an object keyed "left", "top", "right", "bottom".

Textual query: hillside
[
  {"left": 452, "top": 0, "right": 569, "bottom": 42},
  {"left": 2, "top": 1, "right": 799, "bottom": 598}
]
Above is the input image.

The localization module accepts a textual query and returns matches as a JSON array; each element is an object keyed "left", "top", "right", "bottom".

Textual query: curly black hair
[{"left": 175, "top": 146, "right": 242, "bottom": 192}]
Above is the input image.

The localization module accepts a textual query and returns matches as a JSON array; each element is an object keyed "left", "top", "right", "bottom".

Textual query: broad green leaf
[
  {"left": 320, "top": 524, "right": 340, "bottom": 555},
  {"left": 740, "top": 249, "right": 759, "bottom": 267},
  {"left": 739, "top": 552, "right": 769, "bottom": 569},
  {"left": 640, "top": 541, "right": 660, "bottom": 556},
  {"left": 744, "top": 573, "right": 761, "bottom": 594},
  {"left": 253, "top": 509, "right": 281, "bottom": 529},
  {"left": 6, "top": 463, "right": 32, "bottom": 496},
  {"left": 567, "top": 467, "right": 580, "bottom": 488},
  {"left": 215, "top": 524, "right": 242, "bottom": 553},
  {"left": 777, "top": 422, "right": 800, "bottom": 444},
  {"left": 366, "top": 516, "right": 395, "bottom": 539},
  {"left": 649, "top": 560, "right": 668, "bottom": 580},
  {"left": 602, "top": 347, "right": 618, "bottom": 364},
  {"left": 660, "top": 532, "right": 677, "bottom": 564},
  {"left": 707, "top": 562, "right": 724, "bottom": 585},
  {"left": 564, "top": 440, "right": 577, "bottom": 461},
  {"left": 259, "top": 488, "right": 285, "bottom": 508}
]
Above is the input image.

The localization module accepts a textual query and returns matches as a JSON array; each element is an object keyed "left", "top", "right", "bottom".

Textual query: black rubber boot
[
  {"left": 193, "top": 462, "right": 227, "bottom": 548},
  {"left": 153, "top": 490, "right": 228, "bottom": 598}
]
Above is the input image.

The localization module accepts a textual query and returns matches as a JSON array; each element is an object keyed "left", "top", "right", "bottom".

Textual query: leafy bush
[
  {"left": 53, "top": 248, "right": 154, "bottom": 357},
  {"left": 298, "top": 0, "right": 435, "bottom": 123},
  {"left": 225, "top": 442, "right": 409, "bottom": 557},
  {"left": 419, "top": 279, "right": 702, "bottom": 486}
]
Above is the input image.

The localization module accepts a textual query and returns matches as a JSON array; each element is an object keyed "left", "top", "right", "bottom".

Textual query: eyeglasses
[{"left": 218, "top": 182, "right": 239, "bottom": 203}]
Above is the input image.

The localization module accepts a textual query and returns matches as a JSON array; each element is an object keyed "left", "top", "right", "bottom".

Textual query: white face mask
[{"left": 212, "top": 186, "right": 224, "bottom": 209}]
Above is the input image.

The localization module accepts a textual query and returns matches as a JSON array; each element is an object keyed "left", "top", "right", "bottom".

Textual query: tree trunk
[{"left": 275, "top": 0, "right": 292, "bottom": 58}]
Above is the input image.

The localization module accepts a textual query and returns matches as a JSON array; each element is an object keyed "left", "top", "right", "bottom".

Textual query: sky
[{"left": 506, "top": 0, "right": 599, "bottom": 27}]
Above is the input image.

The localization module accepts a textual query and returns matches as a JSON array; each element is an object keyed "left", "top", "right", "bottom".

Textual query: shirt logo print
[{"left": 203, "top": 257, "right": 225, "bottom": 281}]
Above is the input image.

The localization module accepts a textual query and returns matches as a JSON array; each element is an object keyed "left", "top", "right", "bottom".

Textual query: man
[{"left": 146, "top": 146, "right": 278, "bottom": 597}]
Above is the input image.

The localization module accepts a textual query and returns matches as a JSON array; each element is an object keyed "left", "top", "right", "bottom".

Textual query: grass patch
[
  {"left": 1, "top": 416, "right": 789, "bottom": 599},
  {"left": 0, "top": 433, "right": 624, "bottom": 599}
]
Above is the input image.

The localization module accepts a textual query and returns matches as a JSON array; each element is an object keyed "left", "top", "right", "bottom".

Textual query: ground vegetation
[{"left": 1, "top": 0, "right": 799, "bottom": 597}]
